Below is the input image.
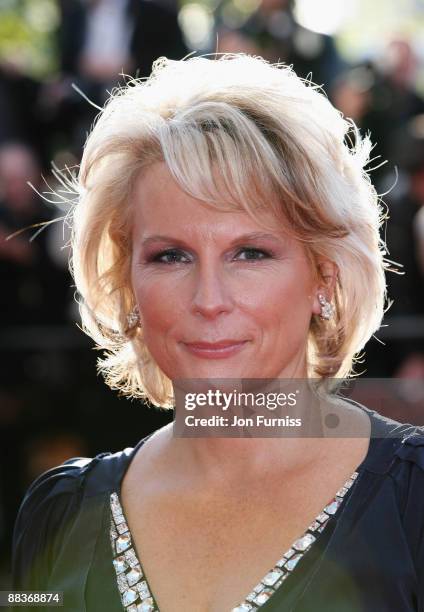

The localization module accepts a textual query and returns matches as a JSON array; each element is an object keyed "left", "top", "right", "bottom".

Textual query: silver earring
[
  {"left": 318, "top": 294, "right": 334, "bottom": 320},
  {"left": 126, "top": 306, "right": 140, "bottom": 330}
]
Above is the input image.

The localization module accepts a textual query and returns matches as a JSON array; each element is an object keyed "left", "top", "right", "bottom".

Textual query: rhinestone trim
[{"left": 110, "top": 471, "right": 359, "bottom": 611}]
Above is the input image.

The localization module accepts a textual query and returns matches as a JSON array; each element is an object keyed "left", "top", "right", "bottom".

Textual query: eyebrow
[{"left": 140, "top": 232, "right": 285, "bottom": 248}]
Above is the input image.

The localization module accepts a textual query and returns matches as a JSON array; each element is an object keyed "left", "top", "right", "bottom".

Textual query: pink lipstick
[{"left": 183, "top": 340, "right": 249, "bottom": 359}]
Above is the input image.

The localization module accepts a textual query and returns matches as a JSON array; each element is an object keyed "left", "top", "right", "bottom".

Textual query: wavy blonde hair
[{"left": 69, "top": 54, "right": 392, "bottom": 408}]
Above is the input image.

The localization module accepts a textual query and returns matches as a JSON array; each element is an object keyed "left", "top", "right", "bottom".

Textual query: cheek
[
  {"left": 132, "top": 274, "right": 184, "bottom": 333},
  {"left": 133, "top": 281, "right": 178, "bottom": 370},
  {"left": 241, "top": 263, "right": 313, "bottom": 323}
]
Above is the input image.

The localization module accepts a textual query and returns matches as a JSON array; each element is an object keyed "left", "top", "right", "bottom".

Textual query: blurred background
[{"left": 1, "top": 0, "right": 424, "bottom": 588}]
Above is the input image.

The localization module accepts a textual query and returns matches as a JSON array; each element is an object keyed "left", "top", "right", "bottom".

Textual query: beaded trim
[{"left": 110, "top": 471, "right": 358, "bottom": 611}]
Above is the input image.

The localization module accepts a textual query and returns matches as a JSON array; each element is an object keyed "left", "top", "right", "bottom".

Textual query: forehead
[{"left": 131, "top": 162, "right": 290, "bottom": 240}]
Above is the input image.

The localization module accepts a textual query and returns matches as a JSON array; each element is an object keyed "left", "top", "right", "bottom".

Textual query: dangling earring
[
  {"left": 318, "top": 294, "right": 335, "bottom": 320},
  {"left": 126, "top": 306, "right": 140, "bottom": 331}
]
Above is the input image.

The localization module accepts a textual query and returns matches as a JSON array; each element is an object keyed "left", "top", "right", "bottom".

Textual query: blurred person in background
[
  {"left": 375, "top": 39, "right": 424, "bottom": 129},
  {"left": 40, "top": 0, "right": 188, "bottom": 156},
  {"left": 58, "top": 0, "right": 187, "bottom": 83},
  {"left": 353, "top": 40, "right": 423, "bottom": 192},
  {"left": 329, "top": 40, "right": 424, "bottom": 193},
  {"left": 330, "top": 65, "right": 374, "bottom": 128},
  {"left": 0, "top": 64, "right": 48, "bottom": 168},
  {"left": 216, "top": 0, "right": 346, "bottom": 91},
  {"left": 384, "top": 115, "right": 424, "bottom": 318},
  {"left": 0, "top": 142, "right": 71, "bottom": 328},
  {"left": 382, "top": 115, "right": 424, "bottom": 377}
]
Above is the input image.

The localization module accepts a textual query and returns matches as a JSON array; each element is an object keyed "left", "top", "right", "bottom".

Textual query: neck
[{"left": 166, "top": 390, "right": 328, "bottom": 488}]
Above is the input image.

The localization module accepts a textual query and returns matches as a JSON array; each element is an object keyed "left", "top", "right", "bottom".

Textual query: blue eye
[
  {"left": 148, "top": 246, "right": 272, "bottom": 264},
  {"left": 235, "top": 248, "right": 271, "bottom": 261},
  {"left": 152, "top": 249, "right": 191, "bottom": 264}
]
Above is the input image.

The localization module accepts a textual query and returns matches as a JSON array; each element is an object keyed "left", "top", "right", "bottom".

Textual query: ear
[{"left": 311, "top": 260, "right": 338, "bottom": 316}]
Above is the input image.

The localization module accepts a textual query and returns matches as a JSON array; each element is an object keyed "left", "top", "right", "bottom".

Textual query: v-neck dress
[
  {"left": 109, "top": 471, "right": 359, "bottom": 612},
  {"left": 12, "top": 401, "right": 424, "bottom": 612}
]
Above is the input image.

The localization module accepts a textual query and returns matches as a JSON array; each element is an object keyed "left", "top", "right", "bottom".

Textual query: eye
[
  {"left": 235, "top": 247, "right": 272, "bottom": 261},
  {"left": 150, "top": 248, "right": 191, "bottom": 264}
]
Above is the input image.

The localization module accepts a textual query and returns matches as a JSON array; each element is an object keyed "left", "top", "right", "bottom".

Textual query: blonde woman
[{"left": 12, "top": 55, "right": 424, "bottom": 612}]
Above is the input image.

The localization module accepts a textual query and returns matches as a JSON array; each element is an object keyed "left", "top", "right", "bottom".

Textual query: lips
[
  {"left": 185, "top": 340, "right": 246, "bottom": 349},
  {"left": 182, "top": 340, "right": 249, "bottom": 359}
]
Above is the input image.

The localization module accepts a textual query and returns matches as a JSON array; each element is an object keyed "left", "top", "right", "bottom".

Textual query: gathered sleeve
[
  {"left": 11, "top": 447, "right": 143, "bottom": 612},
  {"left": 11, "top": 458, "right": 93, "bottom": 592}
]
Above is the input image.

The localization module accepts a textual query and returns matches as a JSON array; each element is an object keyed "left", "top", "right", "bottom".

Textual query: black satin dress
[{"left": 11, "top": 402, "right": 424, "bottom": 612}]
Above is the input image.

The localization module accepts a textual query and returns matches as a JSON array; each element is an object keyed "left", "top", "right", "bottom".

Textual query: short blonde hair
[{"left": 69, "top": 54, "right": 391, "bottom": 408}]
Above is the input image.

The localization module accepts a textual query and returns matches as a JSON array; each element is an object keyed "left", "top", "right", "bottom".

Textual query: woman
[{"left": 12, "top": 55, "right": 424, "bottom": 612}]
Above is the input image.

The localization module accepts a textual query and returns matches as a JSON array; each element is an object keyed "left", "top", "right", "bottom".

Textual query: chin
[{"left": 172, "top": 362, "right": 249, "bottom": 381}]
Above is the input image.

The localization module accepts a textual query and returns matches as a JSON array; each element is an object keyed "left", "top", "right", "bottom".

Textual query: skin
[
  {"left": 131, "top": 161, "right": 332, "bottom": 382},
  {"left": 123, "top": 161, "right": 372, "bottom": 611}
]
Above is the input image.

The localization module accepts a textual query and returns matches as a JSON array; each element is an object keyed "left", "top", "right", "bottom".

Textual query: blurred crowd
[{"left": 1, "top": 0, "right": 424, "bottom": 587}]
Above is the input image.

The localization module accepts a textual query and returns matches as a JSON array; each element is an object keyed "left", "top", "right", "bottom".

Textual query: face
[{"left": 130, "top": 162, "right": 325, "bottom": 381}]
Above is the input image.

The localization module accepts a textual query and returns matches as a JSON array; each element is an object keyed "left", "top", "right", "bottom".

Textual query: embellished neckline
[{"left": 109, "top": 471, "right": 359, "bottom": 611}]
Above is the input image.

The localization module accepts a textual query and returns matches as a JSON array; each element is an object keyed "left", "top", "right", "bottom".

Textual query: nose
[{"left": 190, "top": 261, "right": 234, "bottom": 319}]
